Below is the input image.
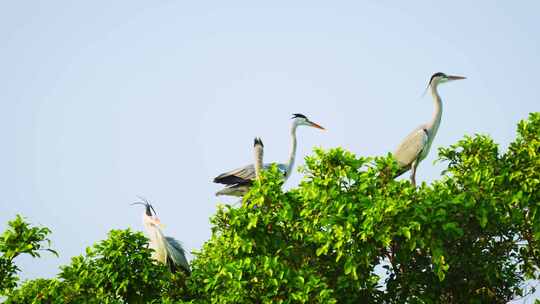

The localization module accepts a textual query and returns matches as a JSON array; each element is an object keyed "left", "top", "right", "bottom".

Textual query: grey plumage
[
  {"left": 214, "top": 163, "right": 287, "bottom": 197},
  {"left": 213, "top": 113, "right": 324, "bottom": 197},
  {"left": 394, "top": 127, "right": 429, "bottom": 177},
  {"left": 164, "top": 236, "right": 190, "bottom": 274},
  {"left": 215, "top": 183, "right": 252, "bottom": 197},
  {"left": 254, "top": 137, "right": 264, "bottom": 179},
  {"left": 393, "top": 72, "right": 465, "bottom": 186},
  {"left": 132, "top": 198, "right": 190, "bottom": 274}
]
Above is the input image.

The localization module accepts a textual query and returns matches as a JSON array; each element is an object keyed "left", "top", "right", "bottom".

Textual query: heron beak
[
  {"left": 309, "top": 121, "right": 325, "bottom": 130},
  {"left": 447, "top": 75, "right": 466, "bottom": 81}
]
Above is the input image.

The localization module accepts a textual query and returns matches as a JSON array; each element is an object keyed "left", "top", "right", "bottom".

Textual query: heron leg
[{"left": 410, "top": 160, "right": 419, "bottom": 187}]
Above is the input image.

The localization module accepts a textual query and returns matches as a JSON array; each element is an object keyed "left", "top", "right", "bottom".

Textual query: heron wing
[
  {"left": 165, "top": 236, "right": 190, "bottom": 274},
  {"left": 393, "top": 127, "right": 428, "bottom": 169},
  {"left": 213, "top": 164, "right": 256, "bottom": 185},
  {"left": 215, "top": 183, "right": 251, "bottom": 197},
  {"left": 214, "top": 163, "right": 287, "bottom": 185}
]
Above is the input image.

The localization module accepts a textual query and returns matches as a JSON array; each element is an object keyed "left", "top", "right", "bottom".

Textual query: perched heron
[
  {"left": 254, "top": 137, "right": 264, "bottom": 179},
  {"left": 214, "top": 113, "right": 325, "bottom": 197},
  {"left": 132, "top": 198, "right": 190, "bottom": 274},
  {"left": 393, "top": 72, "right": 466, "bottom": 186}
]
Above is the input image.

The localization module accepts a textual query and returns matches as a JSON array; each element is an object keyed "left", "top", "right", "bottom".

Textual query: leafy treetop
[{"left": 1, "top": 112, "right": 539, "bottom": 303}]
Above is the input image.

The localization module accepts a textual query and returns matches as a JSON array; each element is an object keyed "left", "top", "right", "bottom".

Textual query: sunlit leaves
[
  {"left": 192, "top": 113, "right": 539, "bottom": 303},
  {"left": 0, "top": 215, "right": 57, "bottom": 295},
  {"left": 1, "top": 113, "right": 539, "bottom": 303}
]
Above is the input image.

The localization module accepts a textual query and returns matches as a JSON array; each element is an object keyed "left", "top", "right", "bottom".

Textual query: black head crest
[
  {"left": 429, "top": 72, "right": 447, "bottom": 83},
  {"left": 131, "top": 196, "right": 157, "bottom": 216},
  {"left": 421, "top": 72, "right": 448, "bottom": 96},
  {"left": 253, "top": 137, "right": 264, "bottom": 147},
  {"left": 291, "top": 113, "right": 307, "bottom": 120}
]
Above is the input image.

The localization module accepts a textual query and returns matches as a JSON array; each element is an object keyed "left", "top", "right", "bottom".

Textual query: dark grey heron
[
  {"left": 214, "top": 113, "right": 325, "bottom": 197},
  {"left": 132, "top": 198, "right": 190, "bottom": 274},
  {"left": 254, "top": 137, "right": 264, "bottom": 179},
  {"left": 393, "top": 72, "right": 466, "bottom": 186}
]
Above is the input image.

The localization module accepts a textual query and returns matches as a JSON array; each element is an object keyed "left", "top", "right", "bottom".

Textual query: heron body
[
  {"left": 213, "top": 163, "right": 288, "bottom": 196},
  {"left": 214, "top": 114, "right": 325, "bottom": 197},
  {"left": 133, "top": 199, "right": 190, "bottom": 274},
  {"left": 393, "top": 72, "right": 465, "bottom": 186}
]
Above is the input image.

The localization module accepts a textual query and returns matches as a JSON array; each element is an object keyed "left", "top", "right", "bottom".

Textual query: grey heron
[
  {"left": 214, "top": 113, "right": 325, "bottom": 197},
  {"left": 254, "top": 137, "right": 264, "bottom": 179},
  {"left": 393, "top": 72, "right": 465, "bottom": 186},
  {"left": 132, "top": 198, "right": 190, "bottom": 274}
]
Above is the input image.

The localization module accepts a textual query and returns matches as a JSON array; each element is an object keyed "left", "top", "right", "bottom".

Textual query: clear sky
[{"left": 1, "top": 1, "right": 539, "bottom": 301}]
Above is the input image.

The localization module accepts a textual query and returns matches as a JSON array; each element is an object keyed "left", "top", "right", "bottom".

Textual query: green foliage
[
  {"left": 56, "top": 229, "right": 188, "bottom": 303},
  {"left": 191, "top": 112, "right": 539, "bottom": 303},
  {"left": 4, "top": 229, "right": 190, "bottom": 304},
  {"left": 0, "top": 215, "right": 57, "bottom": 295},
  {"left": 1, "top": 112, "right": 539, "bottom": 303}
]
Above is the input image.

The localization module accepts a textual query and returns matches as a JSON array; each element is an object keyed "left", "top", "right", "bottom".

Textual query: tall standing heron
[
  {"left": 214, "top": 113, "right": 325, "bottom": 197},
  {"left": 132, "top": 198, "right": 190, "bottom": 274},
  {"left": 254, "top": 137, "right": 264, "bottom": 179},
  {"left": 393, "top": 72, "right": 466, "bottom": 186}
]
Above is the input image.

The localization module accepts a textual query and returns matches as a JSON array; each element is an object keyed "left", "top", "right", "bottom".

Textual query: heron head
[
  {"left": 131, "top": 197, "right": 162, "bottom": 227},
  {"left": 429, "top": 72, "right": 466, "bottom": 87},
  {"left": 253, "top": 137, "right": 264, "bottom": 148},
  {"left": 291, "top": 113, "right": 325, "bottom": 130}
]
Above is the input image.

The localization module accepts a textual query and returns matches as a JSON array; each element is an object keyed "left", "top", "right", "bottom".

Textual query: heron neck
[
  {"left": 145, "top": 224, "right": 167, "bottom": 262},
  {"left": 285, "top": 124, "right": 298, "bottom": 181},
  {"left": 427, "top": 83, "right": 443, "bottom": 136},
  {"left": 254, "top": 147, "right": 264, "bottom": 179}
]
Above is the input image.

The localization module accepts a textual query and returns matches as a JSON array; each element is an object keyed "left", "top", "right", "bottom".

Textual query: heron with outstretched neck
[
  {"left": 213, "top": 113, "right": 325, "bottom": 197},
  {"left": 132, "top": 198, "right": 190, "bottom": 274},
  {"left": 393, "top": 72, "right": 466, "bottom": 186}
]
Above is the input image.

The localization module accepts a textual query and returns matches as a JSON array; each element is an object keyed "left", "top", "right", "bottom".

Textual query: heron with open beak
[{"left": 132, "top": 198, "right": 190, "bottom": 274}]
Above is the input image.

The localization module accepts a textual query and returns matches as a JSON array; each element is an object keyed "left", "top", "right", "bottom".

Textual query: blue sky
[{"left": 1, "top": 1, "right": 539, "bottom": 300}]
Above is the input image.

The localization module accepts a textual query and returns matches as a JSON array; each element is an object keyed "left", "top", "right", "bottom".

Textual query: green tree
[
  {"left": 0, "top": 215, "right": 57, "bottom": 295},
  {"left": 4, "top": 229, "right": 190, "bottom": 304},
  {"left": 190, "top": 112, "right": 539, "bottom": 303},
  {"left": 1, "top": 112, "right": 539, "bottom": 303}
]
